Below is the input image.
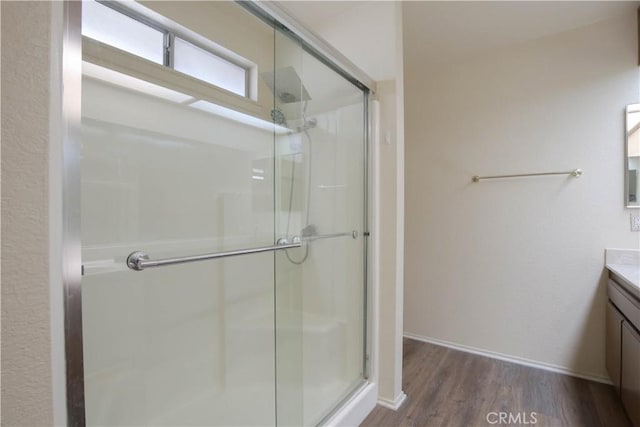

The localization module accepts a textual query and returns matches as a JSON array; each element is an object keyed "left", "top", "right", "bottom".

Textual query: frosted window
[
  {"left": 82, "top": 0, "right": 164, "bottom": 64},
  {"left": 174, "top": 38, "right": 247, "bottom": 97}
]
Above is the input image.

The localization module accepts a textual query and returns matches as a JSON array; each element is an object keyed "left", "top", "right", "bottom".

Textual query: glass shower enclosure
[{"left": 77, "top": 1, "right": 368, "bottom": 425}]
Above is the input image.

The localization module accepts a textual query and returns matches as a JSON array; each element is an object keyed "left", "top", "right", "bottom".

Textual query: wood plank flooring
[{"left": 361, "top": 338, "right": 631, "bottom": 427}]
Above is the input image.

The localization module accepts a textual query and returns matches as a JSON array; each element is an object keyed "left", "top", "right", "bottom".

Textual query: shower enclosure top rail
[{"left": 126, "top": 241, "right": 302, "bottom": 271}]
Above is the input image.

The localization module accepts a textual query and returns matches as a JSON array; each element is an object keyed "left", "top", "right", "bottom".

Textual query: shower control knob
[{"left": 277, "top": 236, "right": 301, "bottom": 246}]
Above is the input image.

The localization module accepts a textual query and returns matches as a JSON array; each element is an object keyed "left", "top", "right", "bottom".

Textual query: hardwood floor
[{"left": 361, "top": 338, "right": 631, "bottom": 427}]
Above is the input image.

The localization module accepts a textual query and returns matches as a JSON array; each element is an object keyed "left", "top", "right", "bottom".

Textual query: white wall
[
  {"left": 297, "top": 1, "right": 397, "bottom": 82},
  {"left": 1, "top": 1, "right": 55, "bottom": 424},
  {"left": 375, "top": 80, "right": 405, "bottom": 406},
  {"left": 371, "top": 5, "right": 406, "bottom": 407},
  {"left": 404, "top": 11, "right": 640, "bottom": 380}
]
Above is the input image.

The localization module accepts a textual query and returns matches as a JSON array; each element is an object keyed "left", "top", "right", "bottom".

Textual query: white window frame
[{"left": 83, "top": 0, "right": 256, "bottom": 102}]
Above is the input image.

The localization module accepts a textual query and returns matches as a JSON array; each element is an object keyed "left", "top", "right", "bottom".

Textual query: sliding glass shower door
[
  {"left": 273, "top": 29, "right": 368, "bottom": 425},
  {"left": 78, "top": 1, "right": 367, "bottom": 425}
]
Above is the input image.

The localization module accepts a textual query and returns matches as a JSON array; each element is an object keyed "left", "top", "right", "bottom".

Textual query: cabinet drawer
[
  {"left": 621, "top": 321, "right": 640, "bottom": 427},
  {"left": 608, "top": 279, "right": 640, "bottom": 331}
]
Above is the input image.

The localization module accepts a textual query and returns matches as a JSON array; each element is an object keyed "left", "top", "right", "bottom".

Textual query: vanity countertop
[{"left": 606, "top": 249, "right": 640, "bottom": 301}]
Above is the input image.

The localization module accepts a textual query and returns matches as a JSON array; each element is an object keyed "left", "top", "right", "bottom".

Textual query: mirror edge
[{"left": 626, "top": 103, "right": 640, "bottom": 209}]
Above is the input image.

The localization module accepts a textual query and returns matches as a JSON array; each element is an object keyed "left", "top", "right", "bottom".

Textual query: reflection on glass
[{"left": 626, "top": 104, "right": 640, "bottom": 207}]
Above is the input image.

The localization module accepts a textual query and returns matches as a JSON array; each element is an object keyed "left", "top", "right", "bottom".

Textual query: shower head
[{"left": 260, "top": 66, "right": 311, "bottom": 104}]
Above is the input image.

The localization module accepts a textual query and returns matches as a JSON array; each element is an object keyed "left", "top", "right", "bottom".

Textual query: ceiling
[{"left": 403, "top": 1, "right": 639, "bottom": 67}]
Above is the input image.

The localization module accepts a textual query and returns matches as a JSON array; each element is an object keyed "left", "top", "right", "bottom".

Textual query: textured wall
[
  {"left": 297, "top": 1, "right": 397, "bottom": 82},
  {"left": 375, "top": 80, "right": 402, "bottom": 403},
  {"left": 1, "top": 1, "right": 55, "bottom": 424},
  {"left": 403, "top": 10, "right": 639, "bottom": 380}
]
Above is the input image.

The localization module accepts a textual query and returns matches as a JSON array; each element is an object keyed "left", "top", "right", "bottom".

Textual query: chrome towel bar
[
  {"left": 472, "top": 168, "right": 582, "bottom": 183},
  {"left": 127, "top": 242, "right": 301, "bottom": 271}
]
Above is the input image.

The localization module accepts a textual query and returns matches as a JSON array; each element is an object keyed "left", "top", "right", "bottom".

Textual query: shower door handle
[{"left": 126, "top": 241, "right": 302, "bottom": 271}]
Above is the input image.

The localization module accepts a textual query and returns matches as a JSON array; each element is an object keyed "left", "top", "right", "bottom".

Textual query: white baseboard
[
  {"left": 377, "top": 391, "right": 407, "bottom": 410},
  {"left": 323, "top": 382, "right": 377, "bottom": 427},
  {"left": 403, "top": 332, "right": 612, "bottom": 385}
]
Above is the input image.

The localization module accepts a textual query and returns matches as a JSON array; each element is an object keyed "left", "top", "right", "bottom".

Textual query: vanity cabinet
[
  {"left": 606, "top": 301, "right": 624, "bottom": 392},
  {"left": 607, "top": 276, "right": 640, "bottom": 427},
  {"left": 621, "top": 321, "right": 640, "bottom": 427}
]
